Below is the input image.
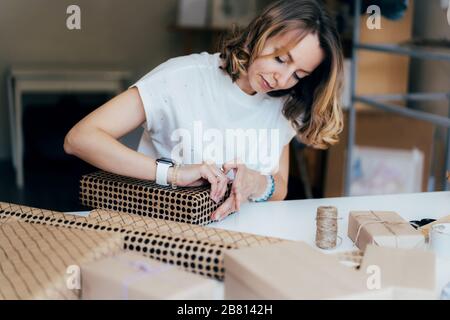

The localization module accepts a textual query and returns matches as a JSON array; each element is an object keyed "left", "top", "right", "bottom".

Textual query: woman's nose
[{"left": 274, "top": 71, "right": 290, "bottom": 89}]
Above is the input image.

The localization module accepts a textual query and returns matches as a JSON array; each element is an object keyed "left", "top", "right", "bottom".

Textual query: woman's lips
[{"left": 260, "top": 76, "right": 273, "bottom": 91}]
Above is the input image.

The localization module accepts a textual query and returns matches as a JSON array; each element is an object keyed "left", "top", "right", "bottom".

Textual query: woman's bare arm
[
  {"left": 270, "top": 143, "right": 290, "bottom": 201},
  {"left": 64, "top": 88, "right": 158, "bottom": 180},
  {"left": 64, "top": 88, "right": 228, "bottom": 200}
]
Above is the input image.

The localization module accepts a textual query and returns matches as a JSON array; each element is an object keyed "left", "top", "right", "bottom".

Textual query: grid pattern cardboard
[
  {"left": 80, "top": 171, "right": 232, "bottom": 225},
  {"left": 0, "top": 219, "right": 122, "bottom": 300},
  {"left": 0, "top": 202, "right": 283, "bottom": 281}
]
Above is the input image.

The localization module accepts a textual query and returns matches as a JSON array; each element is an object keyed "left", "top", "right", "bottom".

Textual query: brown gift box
[
  {"left": 359, "top": 245, "right": 437, "bottom": 299},
  {"left": 348, "top": 211, "right": 425, "bottom": 251},
  {"left": 0, "top": 219, "right": 122, "bottom": 300},
  {"left": 80, "top": 171, "right": 231, "bottom": 225},
  {"left": 224, "top": 241, "right": 392, "bottom": 300},
  {"left": 0, "top": 201, "right": 282, "bottom": 281},
  {"left": 81, "top": 252, "right": 221, "bottom": 300}
]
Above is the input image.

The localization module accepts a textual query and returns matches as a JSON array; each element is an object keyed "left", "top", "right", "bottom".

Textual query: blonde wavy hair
[{"left": 219, "top": 0, "right": 344, "bottom": 149}]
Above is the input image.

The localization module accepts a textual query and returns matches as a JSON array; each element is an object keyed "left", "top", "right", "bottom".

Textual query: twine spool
[{"left": 315, "top": 206, "right": 340, "bottom": 250}]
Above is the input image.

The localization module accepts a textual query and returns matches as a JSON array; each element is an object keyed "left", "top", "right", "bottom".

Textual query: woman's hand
[
  {"left": 172, "top": 162, "right": 230, "bottom": 204},
  {"left": 211, "top": 160, "right": 267, "bottom": 221}
]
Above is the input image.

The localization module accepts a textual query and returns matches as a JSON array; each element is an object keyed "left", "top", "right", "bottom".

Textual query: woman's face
[{"left": 237, "top": 30, "right": 325, "bottom": 95}]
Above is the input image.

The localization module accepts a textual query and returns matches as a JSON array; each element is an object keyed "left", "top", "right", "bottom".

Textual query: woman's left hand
[{"left": 210, "top": 160, "right": 266, "bottom": 221}]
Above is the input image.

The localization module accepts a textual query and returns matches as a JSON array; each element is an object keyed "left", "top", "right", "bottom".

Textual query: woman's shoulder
[{"left": 150, "top": 52, "right": 221, "bottom": 75}]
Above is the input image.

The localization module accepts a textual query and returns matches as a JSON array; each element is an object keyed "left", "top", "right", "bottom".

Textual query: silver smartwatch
[{"left": 155, "top": 157, "right": 175, "bottom": 186}]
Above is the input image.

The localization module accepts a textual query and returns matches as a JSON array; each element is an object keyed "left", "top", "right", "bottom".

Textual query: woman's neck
[{"left": 236, "top": 75, "right": 257, "bottom": 96}]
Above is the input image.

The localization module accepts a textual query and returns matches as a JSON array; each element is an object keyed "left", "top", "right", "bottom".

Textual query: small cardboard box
[
  {"left": 359, "top": 245, "right": 437, "bottom": 299},
  {"left": 224, "top": 241, "right": 392, "bottom": 300},
  {"left": 81, "top": 252, "right": 221, "bottom": 299},
  {"left": 348, "top": 211, "right": 425, "bottom": 251}
]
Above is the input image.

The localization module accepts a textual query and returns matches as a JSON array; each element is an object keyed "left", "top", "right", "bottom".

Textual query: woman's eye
[{"left": 275, "top": 56, "right": 286, "bottom": 63}]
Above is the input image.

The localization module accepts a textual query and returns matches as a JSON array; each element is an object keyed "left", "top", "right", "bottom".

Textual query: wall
[{"left": 0, "top": 0, "right": 184, "bottom": 160}]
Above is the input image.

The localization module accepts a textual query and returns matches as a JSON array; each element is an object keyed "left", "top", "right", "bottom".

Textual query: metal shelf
[
  {"left": 356, "top": 43, "right": 450, "bottom": 62},
  {"left": 344, "top": 0, "right": 450, "bottom": 195},
  {"left": 358, "top": 92, "right": 450, "bottom": 102},
  {"left": 354, "top": 95, "right": 450, "bottom": 128}
]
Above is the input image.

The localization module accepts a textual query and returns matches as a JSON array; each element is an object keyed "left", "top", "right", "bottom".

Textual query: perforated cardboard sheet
[
  {"left": 80, "top": 171, "right": 232, "bottom": 225},
  {"left": 0, "top": 219, "right": 123, "bottom": 300},
  {"left": 0, "top": 202, "right": 283, "bottom": 280}
]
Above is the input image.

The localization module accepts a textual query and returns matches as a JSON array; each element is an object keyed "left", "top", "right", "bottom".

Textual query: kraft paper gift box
[
  {"left": 0, "top": 201, "right": 282, "bottom": 281},
  {"left": 0, "top": 219, "right": 122, "bottom": 300},
  {"left": 359, "top": 245, "right": 437, "bottom": 299},
  {"left": 80, "top": 171, "right": 232, "bottom": 225},
  {"left": 81, "top": 252, "right": 221, "bottom": 299},
  {"left": 224, "top": 241, "right": 393, "bottom": 300},
  {"left": 348, "top": 211, "right": 425, "bottom": 251}
]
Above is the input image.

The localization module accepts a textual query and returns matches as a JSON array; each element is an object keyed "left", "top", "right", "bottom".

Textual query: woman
[{"left": 64, "top": 0, "right": 344, "bottom": 221}]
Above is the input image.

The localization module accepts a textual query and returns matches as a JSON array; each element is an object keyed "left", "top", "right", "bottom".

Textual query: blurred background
[{"left": 0, "top": 0, "right": 449, "bottom": 212}]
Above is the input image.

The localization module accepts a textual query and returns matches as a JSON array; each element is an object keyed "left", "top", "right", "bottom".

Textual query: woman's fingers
[
  {"left": 231, "top": 163, "right": 244, "bottom": 211},
  {"left": 222, "top": 160, "right": 239, "bottom": 175},
  {"left": 205, "top": 163, "right": 229, "bottom": 202},
  {"left": 215, "top": 170, "right": 229, "bottom": 202},
  {"left": 211, "top": 194, "right": 236, "bottom": 221},
  {"left": 176, "top": 162, "right": 234, "bottom": 204},
  {"left": 185, "top": 179, "right": 206, "bottom": 187},
  {"left": 200, "top": 164, "right": 220, "bottom": 202},
  {"left": 234, "top": 190, "right": 241, "bottom": 212}
]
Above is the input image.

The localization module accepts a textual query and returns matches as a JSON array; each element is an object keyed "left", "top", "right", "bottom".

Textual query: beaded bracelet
[{"left": 249, "top": 175, "right": 275, "bottom": 203}]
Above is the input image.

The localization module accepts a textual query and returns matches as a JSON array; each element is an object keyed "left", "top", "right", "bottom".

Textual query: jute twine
[{"left": 315, "top": 206, "right": 341, "bottom": 250}]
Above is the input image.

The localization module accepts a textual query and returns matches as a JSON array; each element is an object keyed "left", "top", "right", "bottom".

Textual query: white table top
[
  {"left": 208, "top": 191, "right": 450, "bottom": 297},
  {"left": 68, "top": 191, "right": 450, "bottom": 298},
  {"left": 209, "top": 191, "right": 450, "bottom": 247}
]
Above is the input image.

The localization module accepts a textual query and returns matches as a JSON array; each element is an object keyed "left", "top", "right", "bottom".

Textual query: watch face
[{"left": 157, "top": 158, "right": 175, "bottom": 165}]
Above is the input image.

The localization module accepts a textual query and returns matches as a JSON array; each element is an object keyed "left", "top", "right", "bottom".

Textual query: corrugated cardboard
[{"left": 325, "top": 112, "right": 434, "bottom": 197}]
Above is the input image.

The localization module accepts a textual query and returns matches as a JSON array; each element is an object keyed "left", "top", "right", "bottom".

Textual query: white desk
[
  {"left": 68, "top": 191, "right": 450, "bottom": 298},
  {"left": 7, "top": 68, "right": 130, "bottom": 188},
  {"left": 209, "top": 191, "right": 450, "bottom": 297}
]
